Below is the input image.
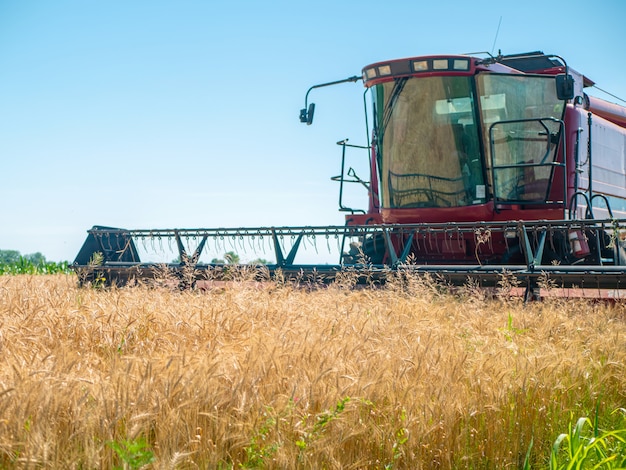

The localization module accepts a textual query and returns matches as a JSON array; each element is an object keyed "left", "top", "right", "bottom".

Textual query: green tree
[
  {"left": 0, "top": 250, "right": 21, "bottom": 264},
  {"left": 208, "top": 252, "right": 269, "bottom": 265},
  {"left": 211, "top": 251, "right": 240, "bottom": 264},
  {"left": 224, "top": 251, "right": 239, "bottom": 264},
  {"left": 24, "top": 252, "right": 46, "bottom": 265}
]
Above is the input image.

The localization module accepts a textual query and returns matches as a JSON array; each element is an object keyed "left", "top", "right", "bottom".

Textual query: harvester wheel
[
  {"left": 344, "top": 234, "right": 387, "bottom": 265},
  {"left": 362, "top": 234, "right": 387, "bottom": 265}
]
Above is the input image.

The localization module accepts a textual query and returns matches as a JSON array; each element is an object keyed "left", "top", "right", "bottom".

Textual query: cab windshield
[
  {"left": 372, "top": 73, "right": 565, "bottom": 208},
  {"left": 374, "top": 76, "right": 484, "bottom": 208}
]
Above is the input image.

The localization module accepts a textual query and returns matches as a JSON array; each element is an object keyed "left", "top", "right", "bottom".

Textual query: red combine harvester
[{"left": 73, "top": 51, "right": 626, "bottom": 298}]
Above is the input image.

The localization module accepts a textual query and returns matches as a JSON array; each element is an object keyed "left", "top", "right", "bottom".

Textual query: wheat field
[{"left": 0, "top": 273, "right": 624, "bottom": 469}]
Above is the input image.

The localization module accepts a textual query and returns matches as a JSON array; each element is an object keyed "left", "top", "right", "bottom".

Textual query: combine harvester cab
[
  {"left": 341, "top": 53, "right": 626, "bottom": 263},
  {"left": 73, "top": 51, "right": 626, "bottom": 298}
]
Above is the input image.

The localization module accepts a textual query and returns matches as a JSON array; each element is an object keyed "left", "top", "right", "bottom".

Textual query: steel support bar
[
  {"left": 271, "top": 229, "right": 304, "bottom": 267},
  {"left": 521, "top": 226, "right": 546, "bottom": 269},
  {"left": 79, "top": 219, "right": 623, "bottom": 242}
]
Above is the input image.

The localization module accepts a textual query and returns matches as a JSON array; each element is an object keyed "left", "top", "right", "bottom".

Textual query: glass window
[
  {"left": 476, "top": 74, "right": 564, "bottom": 202},
  {"left": 374, "top": 76, "right": 484, "bottom": 208}
]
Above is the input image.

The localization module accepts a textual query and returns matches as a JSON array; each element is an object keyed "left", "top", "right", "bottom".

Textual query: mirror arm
[
  {"left": 300, "top": 75, "right": 361, "bottom": 125},
  {"left": 546, "top": 54, "right": 575, "bottom": 101}
]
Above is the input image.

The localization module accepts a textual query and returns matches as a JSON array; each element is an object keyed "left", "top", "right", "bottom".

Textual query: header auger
[{"left": 72, "top": 51, "right": 626, "bottom": 299}]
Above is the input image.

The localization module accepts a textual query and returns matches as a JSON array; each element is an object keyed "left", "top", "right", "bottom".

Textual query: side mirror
[
  {"left": 299, "top": 75, "right": 360, "bottom": 126},
  {"left": 299, "top": 103, "right": 315, "bottom": 125},
  {"left": 556, "top": 74, "right": 575, "bottom": 101}
]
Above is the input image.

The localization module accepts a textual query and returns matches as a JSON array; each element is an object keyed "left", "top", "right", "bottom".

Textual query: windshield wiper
[{"left": 379, "top": 77, "right": 408, "bottom": 141}]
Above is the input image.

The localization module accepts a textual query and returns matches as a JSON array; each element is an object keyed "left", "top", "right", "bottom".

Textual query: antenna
[
  {"left": 591, "top": 85, "right": 626, "bottom": 104},
  {"left": 490, "top": 16, "right": 502, "bottom": 56}
]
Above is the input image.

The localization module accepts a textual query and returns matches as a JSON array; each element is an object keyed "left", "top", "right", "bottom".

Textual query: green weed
[
  {"left": 240, "top": 406, "right": 281, "bottom": 469},
  {"left": 107, "top": 436, "right": 155, "bottom": 470},
  {"left": 526, "top": 410, "right": 626, "bottom": 469}
]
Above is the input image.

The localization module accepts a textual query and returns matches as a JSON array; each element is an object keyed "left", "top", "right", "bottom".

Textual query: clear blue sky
[{"left": 1, "top": 0, "right": 625, "bottom": 262}]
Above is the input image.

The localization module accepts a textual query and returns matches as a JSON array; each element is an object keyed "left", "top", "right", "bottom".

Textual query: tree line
[
  {"left": 0, "top": 249, "right": 70, "bottom": 274},
  {"left": 0, "top": 249, "right": 49, "bottom": 265}
]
